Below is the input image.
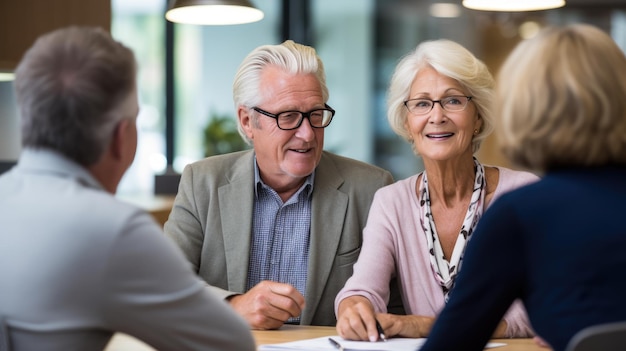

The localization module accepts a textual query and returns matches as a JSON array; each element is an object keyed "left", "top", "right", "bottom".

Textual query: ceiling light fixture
[
  {"left": 519, "top": 21, "right": 542, "bottom": 39},
  {"left": 0, "top": 71, "right": 14, "bottom": 82},
  {"left": 462, "top": 0, "right": 565, "bottom": 12},
  {"left": 430, "top": 3, "right": 462, "bottom": 18},
  {"left": 165, "top": 0, "right": 264, "bottom": 25}
]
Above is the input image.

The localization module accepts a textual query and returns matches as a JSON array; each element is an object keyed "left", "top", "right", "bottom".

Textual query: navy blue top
[{"left": 421, "top": 166, "right": 626, "bottom": 351}]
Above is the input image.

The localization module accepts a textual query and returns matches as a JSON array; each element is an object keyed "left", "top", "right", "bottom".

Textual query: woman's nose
[{"left": 428, "top": 103, "right": 447, "bottom": 124}]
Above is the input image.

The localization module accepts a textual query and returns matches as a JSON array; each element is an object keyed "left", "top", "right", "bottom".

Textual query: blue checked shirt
[{"left": 247, "top": 160, "right": 313, "bottom": 324}]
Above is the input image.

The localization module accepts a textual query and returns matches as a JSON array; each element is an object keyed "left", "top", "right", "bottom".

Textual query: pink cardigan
[{"left": 334, "top": 167, "right": 539, "bottom": 337}]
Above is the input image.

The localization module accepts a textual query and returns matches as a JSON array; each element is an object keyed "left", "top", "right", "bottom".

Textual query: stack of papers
[{"left": 258, "top": 336, "right": 506, "bottom": 350}]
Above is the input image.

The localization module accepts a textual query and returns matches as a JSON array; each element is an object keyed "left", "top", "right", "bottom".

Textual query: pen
[
  {"left": 375, "top": 319, "right": 387, "bottom": 342},
  {"left": 328, "top": 337, "right": 345, "bottom": 350}
]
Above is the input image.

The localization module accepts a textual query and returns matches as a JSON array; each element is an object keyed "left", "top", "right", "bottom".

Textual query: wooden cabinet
[{"left": 0, "top": 0, "right": 111, "bottom": 71}]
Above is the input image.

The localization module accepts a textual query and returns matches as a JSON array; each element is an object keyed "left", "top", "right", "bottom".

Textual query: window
[
  {"left": 112, "top": 0, "right": 166, "bottom": 195},
  {"left": 112, "top": 0, "right": 626, "bottom": 195}
]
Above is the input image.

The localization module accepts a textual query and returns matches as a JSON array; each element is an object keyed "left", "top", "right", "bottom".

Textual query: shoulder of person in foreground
[{"left": 101, "top": 206, "right": 255, "bottom": 350}]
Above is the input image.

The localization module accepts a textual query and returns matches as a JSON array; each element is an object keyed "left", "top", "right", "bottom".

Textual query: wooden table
[
  {"left": 105, "top": 325, "right": 551, "bottom": 350},
  {"left": 254, "top": 325, "right": 550, "bottom": 350},
  {"left": 116, "top": 194, "right": 176, "bottom": 227}
]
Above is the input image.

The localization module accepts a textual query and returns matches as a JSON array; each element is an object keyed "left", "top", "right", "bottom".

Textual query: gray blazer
[{"left": 165, "top": 150, "right": 399, "bottom": 326}]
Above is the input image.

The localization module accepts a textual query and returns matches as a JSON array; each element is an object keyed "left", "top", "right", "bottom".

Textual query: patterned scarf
[{"left": 419, "top": 157, "right": 486, "bottom": 301}]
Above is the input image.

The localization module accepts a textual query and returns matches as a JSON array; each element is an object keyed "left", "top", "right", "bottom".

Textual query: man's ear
[
  {"left": 238, "top": 106, "right": 254, "bottom": 141},
  {"left": 110, "top": 119, "right": 129, "bottom": 160},
  {"left": 87, "top": 119, "right": 130, "bottom": 194}
]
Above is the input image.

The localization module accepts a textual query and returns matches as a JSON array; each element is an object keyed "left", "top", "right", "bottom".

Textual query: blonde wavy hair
[{"left": 496, "top": 24, "right": 626, "bottom": 173}]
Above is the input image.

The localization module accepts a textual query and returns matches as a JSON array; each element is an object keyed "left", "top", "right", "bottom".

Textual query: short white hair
[
  {"left": 386, "top": 39, "right": 494, "bottom": 155},
  {"left": 232, "top": 40, "right": 328, "bottom": 144}
]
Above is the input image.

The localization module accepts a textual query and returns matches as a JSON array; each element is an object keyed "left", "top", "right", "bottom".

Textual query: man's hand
[{"left": 228, "top": 281, "right": 305, "bottom": 330}]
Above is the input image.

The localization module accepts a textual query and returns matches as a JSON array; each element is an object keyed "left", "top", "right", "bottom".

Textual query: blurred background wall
[{"left": 1, "top": 0, "right": 625, "bottom": 194}]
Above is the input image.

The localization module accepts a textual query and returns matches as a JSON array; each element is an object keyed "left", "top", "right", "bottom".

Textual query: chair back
[
  {"left": 0, "top": 317, "right": 11, "bottom": 351},
  {"left": 566, "top": 321, "right": 626, "bottom": 351},
  {"left": 0, "top": 161, "right": 16, "bottom": 176}
]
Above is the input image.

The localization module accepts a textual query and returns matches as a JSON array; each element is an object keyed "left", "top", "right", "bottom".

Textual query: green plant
[{"left": 203, "top": 114, "right": 249, "bottom": 157}]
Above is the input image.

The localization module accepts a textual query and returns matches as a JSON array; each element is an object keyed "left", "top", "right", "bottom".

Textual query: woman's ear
[{"left": 474, "top": 114, "right": 483, "bottom": 134}]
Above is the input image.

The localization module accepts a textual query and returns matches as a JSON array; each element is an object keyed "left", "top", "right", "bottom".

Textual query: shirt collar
[
  {"left": 253, "top": 155, "right": 315, "bottom": 199},
  {"left": 16, "top": 148, "right": 105, "bottom": 191}
]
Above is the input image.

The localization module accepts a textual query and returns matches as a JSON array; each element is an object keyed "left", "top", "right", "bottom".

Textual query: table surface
[
  {"left": 253, "top": 325, "right": 549, "bottom": 351},
  {"left": 105, "top": 324, "right": 551, "bottom": 350},
  {"left": 116, "top": 193, "right": 175, "bottom": 227}
]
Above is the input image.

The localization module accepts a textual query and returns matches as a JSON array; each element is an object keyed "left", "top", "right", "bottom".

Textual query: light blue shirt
[
  {"left": 0, "top": 148, "right": 254, "bottom": 350},
  {"left": 247, "top": 158, "right": 314, "bottom": 323}
]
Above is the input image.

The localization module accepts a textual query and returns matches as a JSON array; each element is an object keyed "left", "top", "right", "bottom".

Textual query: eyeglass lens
[
  {"left": 277, "top": 110, "right": 333, "bottom": 130},
  {"left": 405, "top": 96, "right": 470, "bottom": 115}
]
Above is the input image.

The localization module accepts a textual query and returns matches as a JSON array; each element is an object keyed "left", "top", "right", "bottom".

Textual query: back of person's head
[
  {"left": 232, "top": 40, "right": 329, "bottom": 143},
  {"left": 14, "top": 26, "right": 137, "bottom": 166},
  {"left": 387, "top": 39, "right": 495, "bottom": 154},
  {"left": 496, "top": 24, "right": 626, "bottom": 173}
]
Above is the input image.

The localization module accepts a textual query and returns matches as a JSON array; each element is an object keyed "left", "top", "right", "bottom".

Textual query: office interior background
[{"left": 1, "top": 0, "right": 625, "bottom": 196}]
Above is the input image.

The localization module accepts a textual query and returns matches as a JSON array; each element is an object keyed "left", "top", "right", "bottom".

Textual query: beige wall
[
  {"left": 0, "top": 0, "right": 111, "bottom": 71},
  {"left": 476, "top": 21, "right": 521, "bottom": 169}
]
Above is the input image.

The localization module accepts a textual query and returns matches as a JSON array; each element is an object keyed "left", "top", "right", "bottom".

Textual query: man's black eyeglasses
[{"left": 252, "top": 104, "right": 335, "bottom": 131}]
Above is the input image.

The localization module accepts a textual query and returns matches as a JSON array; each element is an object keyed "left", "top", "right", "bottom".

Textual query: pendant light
[
  {"left": 0, "top": 71, "right": 14, "bottom": 82},
  {"left": 462, "top": 0, "right": 565, "bottom": 12},
  {"left": 165, "top": 0, "right": 264, "bottom": 25}
]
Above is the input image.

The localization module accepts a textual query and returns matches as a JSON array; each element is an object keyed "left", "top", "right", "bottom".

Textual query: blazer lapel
[
  {"left": 218, "top": 152, "right": 255, "bottom": 293},
  {"left": 301, "top": 154, "right": 348, "bottom": 324}
]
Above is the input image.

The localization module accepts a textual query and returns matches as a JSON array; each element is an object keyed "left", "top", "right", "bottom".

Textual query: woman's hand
[
  {"left": 377, "top": 313, "right": 435, "bottom": 338},
  {"left": 336, "top": 296, "right": 435, "bottom": 340},
  {"left": 336, "top": 296, "right": 382, "bottom": 341},
  {"left": 376, "top": 315, "right": 509, "bottom": 339},
  {"left": 533, "top": 336, "right": 551, "bottom": 348}
]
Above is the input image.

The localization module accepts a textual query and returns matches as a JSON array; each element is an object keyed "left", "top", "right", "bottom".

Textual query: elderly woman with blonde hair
[
  {"left": 334, "top": 39, "right": 537, "bottom": 341},
  {"left": 421, "top": 24, "right": 626, "bottom": 351}
]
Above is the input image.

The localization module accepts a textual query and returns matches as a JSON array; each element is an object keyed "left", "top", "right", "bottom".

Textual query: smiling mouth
[
  {"left": 290, "top": 148, "right": 312, "bottom": 153},
  {"left": 426, "top": 133, "right": 454, "bottom": 139}
]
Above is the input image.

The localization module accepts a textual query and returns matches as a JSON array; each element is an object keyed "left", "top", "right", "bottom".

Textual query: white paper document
[{"left": 258, "top": 336, "right": 506, "bottom": 351}]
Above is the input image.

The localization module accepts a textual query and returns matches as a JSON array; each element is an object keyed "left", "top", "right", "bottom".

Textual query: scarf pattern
[{"left": 419, "top": 158, "right": 486, "bottom": 301}]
